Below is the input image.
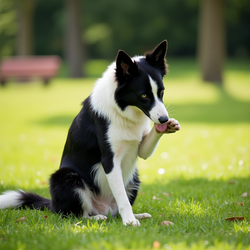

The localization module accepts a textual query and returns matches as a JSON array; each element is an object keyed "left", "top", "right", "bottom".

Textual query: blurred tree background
[{"left": 0, "top": 0, "right": 249, "bottom": 80}]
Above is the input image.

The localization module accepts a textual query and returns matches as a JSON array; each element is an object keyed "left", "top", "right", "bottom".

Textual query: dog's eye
[
  {"left": 159, "top": 90, "right": 164, "bottom": 96},
  {"left": 142, "top": 94, "right": 147, "bottom": 98}
]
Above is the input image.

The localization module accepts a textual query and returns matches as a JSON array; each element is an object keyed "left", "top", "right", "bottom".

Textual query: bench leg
[
  {"left": 0, "top": 78, "right": 6, "bottom": 86},
  {"left": 43, "top": 78, "right": 50, "bottom": 86}
]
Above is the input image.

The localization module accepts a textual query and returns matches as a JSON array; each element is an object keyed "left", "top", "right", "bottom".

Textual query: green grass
[{"left": 0, "top": 59, "right": 250, "bottom": 250}]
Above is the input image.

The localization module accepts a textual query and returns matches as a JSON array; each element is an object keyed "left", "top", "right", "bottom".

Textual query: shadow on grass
[
  {"left": 1, "top": 176, "right": 249, "bottom": 209},
  {"left": 139, "top": 176, "right": 250, "bottom": 202},
  {"left": 173, "top": 87, "right": 250, "bottom": 124},
  {"left": 34, "top": 87, "right": 250, "bottom": 127}
]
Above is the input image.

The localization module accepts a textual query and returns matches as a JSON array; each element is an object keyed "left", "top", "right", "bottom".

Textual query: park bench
[{"left": 0, "top": 56, "right": 61, "bottom": 86}]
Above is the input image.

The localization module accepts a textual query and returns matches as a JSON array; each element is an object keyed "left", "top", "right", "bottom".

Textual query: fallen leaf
[
  {"left": 42, "top": 215, "right": 48, "bottom": 219},
  {"left": 228, "top": 180, "right": 236, "bottom": 184},
  {"left": 161, "top": 221, "right": 174, "bottom": 226},
  {"left": 140, "top": 192, "right": 145, "bottom": 195},
  {"left": 16, "top": 217, "right": 26, "bottom": 222},
  {"left": 152, "top": 241, "right": 161, "bottom": 249},
  {"left": 163, "top": 192, "right": 171, "bottom": 196},
  {"left": 152, "top": 195, "right": 161, "bottom": 200},
  {"left": 241, "top": 192, "right": 247, "bottom": 197},
  {"left": 224, "top": 217, "right": 245, "bottom": 222},
  {"left": 236, "top": 202, "right": 245, "bottom": 206}
]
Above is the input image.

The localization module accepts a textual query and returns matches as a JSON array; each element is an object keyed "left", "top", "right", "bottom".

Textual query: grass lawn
[{"left": 0, "top": 58, "right": 250, "bottom": 250}]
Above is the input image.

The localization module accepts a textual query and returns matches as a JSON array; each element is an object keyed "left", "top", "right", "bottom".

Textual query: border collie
[{"left": 0, "top": 40, "right": 180, "bottom": 226}]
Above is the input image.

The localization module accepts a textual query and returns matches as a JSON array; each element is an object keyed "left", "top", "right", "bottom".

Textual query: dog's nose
[{"left": 158, "top": 116, "right": 169, "bottom": 124}]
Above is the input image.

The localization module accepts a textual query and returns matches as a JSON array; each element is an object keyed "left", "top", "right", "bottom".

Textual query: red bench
[{"left": 0, "top": 56, "right": 61, "bottom": 85}]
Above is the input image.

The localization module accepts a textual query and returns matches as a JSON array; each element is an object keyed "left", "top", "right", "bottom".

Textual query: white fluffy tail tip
[{"left": 0, "top": 190, "right": 23, "bottom": 209}]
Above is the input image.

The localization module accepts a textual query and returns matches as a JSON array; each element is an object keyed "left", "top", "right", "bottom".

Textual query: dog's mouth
[{"left": 155, "top": 123, "right": 168, "bottom": 132}]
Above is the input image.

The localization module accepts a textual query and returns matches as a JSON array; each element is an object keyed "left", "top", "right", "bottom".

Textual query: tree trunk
[
  {"left": 65, "top": 0, "right": 84, "bottom": 77},
  {"left": 198, "top": 0, "right": 225, "bottom": 84},
  {"left": 16, "top": 0, "right": 36, "bottom": 56}
]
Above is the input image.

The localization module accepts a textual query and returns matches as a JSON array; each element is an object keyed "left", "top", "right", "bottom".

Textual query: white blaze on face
[{"left": 148, "top": 76, "right": 168, "bottom": 124}]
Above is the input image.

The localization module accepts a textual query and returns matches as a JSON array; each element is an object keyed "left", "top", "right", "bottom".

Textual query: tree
[
  {"left": 0, "top": 0, "right": 17, "bottom": 58},
  {"left": 65, "top": 0, "right": 84, "bottom": 77},
  {"left": 198, "top": 0, "right": 225, "bottom": 84},
  {"left": 16, "top": 0, "right": 36, "bottom": 56}
]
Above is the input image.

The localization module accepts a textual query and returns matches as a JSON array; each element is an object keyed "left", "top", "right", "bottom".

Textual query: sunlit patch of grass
[
  {"left": 163, "top": 80, "right": 220, "bottom": 104},
  {"left": 225, "top": 71, "right": 250, "bottom": 101},
  {"left": 0, "top": 59, "right": 249, "bottom": 250}
]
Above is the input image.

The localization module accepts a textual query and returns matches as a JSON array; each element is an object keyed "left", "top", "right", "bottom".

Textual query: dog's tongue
[{"left": 155, "top": 123, "right": 168, "bottom": 132}]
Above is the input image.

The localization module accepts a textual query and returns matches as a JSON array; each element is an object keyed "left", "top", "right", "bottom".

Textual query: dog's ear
[
  {"left": 116, "top": 50, "right": 138, "bottom": 83},
  {"left": 145, "top": 40, "right": 168, "bottom": 76}
]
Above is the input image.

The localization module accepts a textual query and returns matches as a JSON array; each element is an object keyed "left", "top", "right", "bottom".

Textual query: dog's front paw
[
  {"left": 166, "top": 118, "right": 180, "bottom": 133},
  {"left": 123, "top": 217, "right": 140, "bottom": 227}
]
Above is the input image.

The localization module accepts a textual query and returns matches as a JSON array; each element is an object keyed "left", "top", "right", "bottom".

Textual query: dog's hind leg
[
  {"left": 50, "top": 168, "right": 108, "bottom": 220},
  {"left": 74, "top": 186, "right": 108, "bottom": 221},
  {"left": 49, "top": 168, "right": 91, "bottom": 217}
]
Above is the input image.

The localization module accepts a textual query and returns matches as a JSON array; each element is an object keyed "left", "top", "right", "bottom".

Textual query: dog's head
[{"left": 114, "top": 40, "right": 169, "bottom": 126}]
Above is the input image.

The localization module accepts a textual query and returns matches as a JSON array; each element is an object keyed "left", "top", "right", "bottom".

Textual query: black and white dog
[{"left": 0, "top": 40, "right": 180, "bottom": 226}]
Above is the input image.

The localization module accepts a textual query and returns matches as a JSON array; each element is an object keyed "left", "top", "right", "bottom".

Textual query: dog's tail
[{"left": 0, "top": 190, "right": 51, "bottom": 211}]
